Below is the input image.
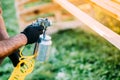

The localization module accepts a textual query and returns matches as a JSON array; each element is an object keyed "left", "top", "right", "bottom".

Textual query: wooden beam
[
  {"left": 54, "top": 0, "right": 120, "bottom": 50},
  {"left": 16, "top": 0, "right": 38, "bottom": 6},
  {"left": 68, "top": 0, "right": 88, "bottom": 6},
  {"left": 20, "top": 3, "right": 60, "bottom": 15},
  {"left": 101, "top": 0, "right": 120, "bottom": 13},
  {"left": 46, "top": 20, "right": 82, "bottom": 34},
  {"left": 90, "top": 0, "right": 120, "bottom": 20},
  {"left": 106, "top": 0, "right": 120, "bottom": 10},
  {"left": 112, "top": 0, "right": 120, "bottom": 4}
]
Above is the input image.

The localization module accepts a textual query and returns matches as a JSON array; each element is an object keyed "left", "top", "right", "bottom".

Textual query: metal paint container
[{"left": 36, "top": 34, "right": 52, "bottom": 62}]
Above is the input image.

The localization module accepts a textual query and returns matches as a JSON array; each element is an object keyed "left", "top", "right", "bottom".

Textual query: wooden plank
[
  {"left": 46, "top": 20, "right": 83, "bottom": 34},
  {"left": 68, "top": 0, "right": 88, "bottom": 6},
  {"left": 16, "top": 0, "right": 38, "bottom": 6},
  {"left": 20, "top": 3, "right": 60, "bottom": 15},
  {"left": 112, "top": 0, "right": 120, "bottom": 4},
  {"left": 54, "top": 0, "right": 120, "bottom": 50},
  {"left": 102, "top": 0, "right": 120, "bottom": 12},
  {"left": 15, "top": 0, "right": 26, "bottom": 30},
  {"left": 90, "top": 0, "right": 120, "bottom": 20}
]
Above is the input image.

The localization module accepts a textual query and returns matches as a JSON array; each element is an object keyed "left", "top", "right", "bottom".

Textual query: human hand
[{"left": 21, "top": 24, "right": 44, "bottom": 44}]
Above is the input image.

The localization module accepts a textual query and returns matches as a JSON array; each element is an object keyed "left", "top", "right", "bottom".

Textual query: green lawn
[
  {"left": 1, "top": 0, "right": 19, "bottom": 36},
  {"left": 0, "top": 0, "right": 120, "bottom": 80}
]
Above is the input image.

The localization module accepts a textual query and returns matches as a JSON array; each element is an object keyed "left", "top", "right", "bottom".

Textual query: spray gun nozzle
[{"left": 32, "top": 18, "right": 52, "bottom": 39}]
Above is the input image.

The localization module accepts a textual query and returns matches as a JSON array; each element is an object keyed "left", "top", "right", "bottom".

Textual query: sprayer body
[{"left": 36, "top": 35, "right": 52, "bottom": 62}]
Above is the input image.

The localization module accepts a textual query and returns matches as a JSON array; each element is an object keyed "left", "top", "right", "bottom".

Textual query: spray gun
[
  {"left": 9, "top": 18, "right": 52, "bottom": 80},
  {"left": 33, "top": 18, "right": 52, "bottom": 62}
]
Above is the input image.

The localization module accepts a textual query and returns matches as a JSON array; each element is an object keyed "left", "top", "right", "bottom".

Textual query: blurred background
[{"left": 0, "top": 0, "right": 120, "bottom": 80}]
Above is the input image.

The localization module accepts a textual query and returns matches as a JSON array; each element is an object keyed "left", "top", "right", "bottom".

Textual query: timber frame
[{"left": 15, "top": 0, "right": 120, "bottom": 49}]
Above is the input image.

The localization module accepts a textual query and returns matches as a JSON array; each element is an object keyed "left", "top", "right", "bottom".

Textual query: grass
[
  {"left": 25, "top": 29, "right": 120, "bottom": 80},
  {"left": 1, "top": 0, "right": 19, "bottom": 36}
]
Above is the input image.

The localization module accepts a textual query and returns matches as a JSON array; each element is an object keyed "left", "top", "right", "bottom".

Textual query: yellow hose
[{"left": 9, "top": 47, "right": 36, "bottom": 80}]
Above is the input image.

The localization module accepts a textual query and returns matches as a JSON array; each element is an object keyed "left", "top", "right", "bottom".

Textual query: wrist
[
  {"left": 0, "top": 30, "right": 9, "bottom": 40},
  {"left": 19, "top": 33, "right": 27, "bottom": 45}
]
